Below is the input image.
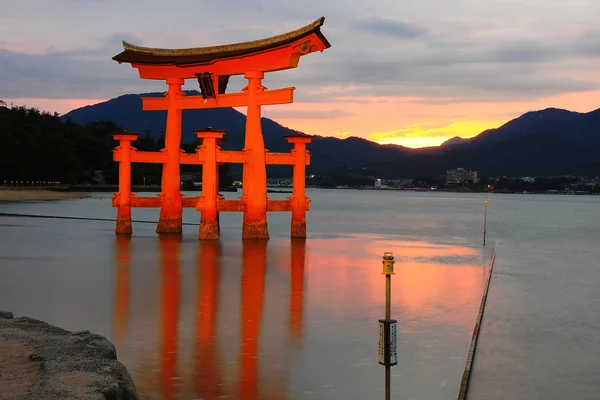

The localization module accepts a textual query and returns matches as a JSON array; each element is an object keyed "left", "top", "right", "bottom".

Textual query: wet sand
[
  {"left": 0, "top": 190, "right": 90, "bottom": 202},
  {"left": 0, "top": 337, "right": 42, "bottom": 400}
]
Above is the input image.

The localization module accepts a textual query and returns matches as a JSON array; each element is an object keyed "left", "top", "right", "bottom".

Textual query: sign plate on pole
[
  {"left": 389, "top": 320, "right": 397, "bottom": 365},
  {"left": 378, "top": 320, "right": 385, "bottom": 364},
  {"left": 378, "top": 319, "right": 398, "bottom": 366}
]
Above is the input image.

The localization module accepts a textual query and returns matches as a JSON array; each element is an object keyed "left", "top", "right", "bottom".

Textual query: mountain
[
  {"left": 440, "top": 136, "right": 467, "bottom": 148},
  {"left": 442, "top": 107, "right": 600, "bottom": 149},
  {"left": 63, "top": 94, "right": 600, "bottom": 177},
  {"left": 63, "top": 92, "right": 413, "bottom": 173}
]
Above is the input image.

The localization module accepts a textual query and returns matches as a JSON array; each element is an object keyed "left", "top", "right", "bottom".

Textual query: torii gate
[{"left": 111, "top": 17, "right": 330, "bottom": 239}]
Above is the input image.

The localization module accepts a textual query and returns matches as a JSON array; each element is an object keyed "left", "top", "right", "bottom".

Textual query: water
[
  {"left": 466, "top": 193, "right": 600, "bottom": 400},
  {"left": 1, "top": 190, "right": 597, "bottom": 399}
]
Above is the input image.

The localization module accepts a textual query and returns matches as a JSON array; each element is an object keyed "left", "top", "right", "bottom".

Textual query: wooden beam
[
  {"left": 216, "top": 150, "right": 247, "bottom": 164},
  {"left": 264, "top": 151, "right": 310, "bottom": 165},
  {"left": 115, "top": 149, "right": 310, "bottom": 166},
  {"left": 142, "top": 87, "right": 294, "bottom": 111},
  {"left": 114, "top": 196, "right": 310, "bottom": 212},
  {"left": 180, "top": 153, "right": 202, "bottom": 165},
  {"left": 114, "top": 150, "right": 167, "bottom": 164}
]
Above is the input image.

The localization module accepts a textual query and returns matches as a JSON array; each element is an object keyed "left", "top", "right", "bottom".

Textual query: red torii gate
[{"left": 111, "top": 17, "right": 330, "bottom": 239}]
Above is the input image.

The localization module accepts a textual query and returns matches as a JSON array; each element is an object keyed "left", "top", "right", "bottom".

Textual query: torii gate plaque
[{"left": 111, "top": 17, "right": 330, "bottom": 239}]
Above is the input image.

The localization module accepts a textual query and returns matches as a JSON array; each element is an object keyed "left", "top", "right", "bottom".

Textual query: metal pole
[
  {"left": 385, "top": 365, "right": 390, "bottom": 400},
  {"left": 385, "top": 273, "right": 391, "bottom": 400},
  {"left": 483, "top": 201, "right": 488, "bottom": 246},
  {"left": 385, "top": 274, "right": 391, "bottom": 320},
  {"left": 381, "top": 252, "right": 395, "bottom": 400}
]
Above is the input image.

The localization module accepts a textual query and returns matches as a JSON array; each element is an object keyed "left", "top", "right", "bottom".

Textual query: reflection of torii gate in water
[
  {"left": 111, "top": 18, "right": 330, "bottom": 239},
  {"left": 113, "top": 236, "right": 307, "bottom": 399}
]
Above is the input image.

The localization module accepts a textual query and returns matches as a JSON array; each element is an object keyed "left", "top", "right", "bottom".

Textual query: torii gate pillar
[
  {"left": 157, "top": 78, "right": 184, "bottom": 234},
  {"left": 242, "top": 71, "right": 269, "bottom": 240},
  {"left": 113, "top": 131, "right": 139, "bottom": 235},
  {"left": 196, "top": 129, "right": 225, "bottom": 240},
  {"left": 286, "top": 134, "right": 313, "bottom": 238}
]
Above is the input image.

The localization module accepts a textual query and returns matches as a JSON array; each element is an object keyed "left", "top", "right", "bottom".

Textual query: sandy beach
[
  {"left": 0, "top": 337, "right": 42, "bottom": 400},
  {"left": 0, "top": 190, "right": 90, "bottom": 202}
]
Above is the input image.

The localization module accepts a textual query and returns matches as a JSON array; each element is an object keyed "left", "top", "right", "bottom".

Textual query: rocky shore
[{"left": 0, "top": 311, "right": 138, "bottom": 399}]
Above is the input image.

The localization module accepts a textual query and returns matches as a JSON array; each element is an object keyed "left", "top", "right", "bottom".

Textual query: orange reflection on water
[
  {"left": 113, "top": 235, "right": 131, "bottom": 350},
  {"left": 290, "top": 239, "right": 306, "bottom": 345},
  {"left": 194, "top": 241, "right": 222, "bottom": 400},
  {"left": 159, "top": 235, "right": 181, "bottom": 400},
  {"left": 112, "top": 237, "right": 307, "bottom": 400},
  {"left": 306, "top": 238, "right": 489, "bottom": 327},
  {"left": 239, "top": 240, "right": 267, "bottom": 400},
  {"left": 394, "top": 262, "right": 488, "bottom": 324},
  {"left": 365, "top": 240, "right": 480, "bottom": 259}
]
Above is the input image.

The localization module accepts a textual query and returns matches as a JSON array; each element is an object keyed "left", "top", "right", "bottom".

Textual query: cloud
[
  {"left": 108, "top": 33, "right": 142, "bottom": 46},
  {"left": 2, "top": 3, "right": 600, "bottom": 112},
  {"left": 263, "top": 108, "right": 353, "bottom": 120},
  {"left": 277, "top": 30, "right": 600, "bottom": 104},
  {"left": 572, "top": 31, "right": 600, "bottom": 56},
  {"left": 0, "top": 48, "right": 156, "bottom": 99},
  {"left": 350, "top": 17, "right": 428, "bottom": 39}
]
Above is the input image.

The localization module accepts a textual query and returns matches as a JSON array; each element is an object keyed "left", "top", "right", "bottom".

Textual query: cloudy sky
[{"left": 2, "top": 0, "right": 599, "bottom": 147}]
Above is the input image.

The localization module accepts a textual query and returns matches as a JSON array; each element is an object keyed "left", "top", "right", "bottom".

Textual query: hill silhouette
[{"left": 63, "top": 94, "right": 600, "bottom": 177}]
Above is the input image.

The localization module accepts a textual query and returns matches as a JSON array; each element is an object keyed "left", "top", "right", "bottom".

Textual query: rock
[
  {"left": 29, "top": 353, "right": 46, "bottom": 362},
  {"left": 0, "top": 316, "right": 139, "bottom": 399},
  {"left": 86, "top": 336, "right": 117, "bottom": 360},
  {"left": 0, "top": 310, "right": 14, "bottom": 319}
]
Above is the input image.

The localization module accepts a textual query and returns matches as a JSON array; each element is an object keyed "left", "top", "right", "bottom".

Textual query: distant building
[
  {"left": 446, "top": 168, "right": 479, "bottom": 184},
  {"left": 375, "top": 178, "right": 383, "bottom": 188}
]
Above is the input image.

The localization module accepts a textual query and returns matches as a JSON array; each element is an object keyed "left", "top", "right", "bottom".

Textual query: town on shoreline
[{"left": 2, "top": 172, "right": 599, "bottom": 201}]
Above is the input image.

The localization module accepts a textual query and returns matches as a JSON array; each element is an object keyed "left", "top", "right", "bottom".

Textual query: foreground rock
[{"left": 0, "top": 312, "right": 138, "bottom": 399}]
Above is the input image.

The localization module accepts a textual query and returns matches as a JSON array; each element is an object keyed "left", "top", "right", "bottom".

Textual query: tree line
[{"left": 0, "top": 103, "right": 233, "bottom": 187}]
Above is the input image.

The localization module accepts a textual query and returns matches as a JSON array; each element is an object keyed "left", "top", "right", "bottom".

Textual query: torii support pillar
[
  {"left": 195, "top": 128, "right": 225, "bottom": 240},
  {"left": 113, "top": 132, "right": 139, "bottom": 235},
  {"left": 157, "top": 78, "right": 184, "bottom": 234},
  {"left": 216, "top": 137, "right": 226, "bottom": 234},
  {"left": 286, "top": 134, "right": 313, "bottom": 238},
  {"left": 242, "top": 71, "right": 269, "bottom": 240}
]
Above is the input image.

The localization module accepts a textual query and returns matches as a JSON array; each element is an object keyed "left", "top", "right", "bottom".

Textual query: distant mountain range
[{"left": 64, "top": 92, "right": 600, "bottom": 177}]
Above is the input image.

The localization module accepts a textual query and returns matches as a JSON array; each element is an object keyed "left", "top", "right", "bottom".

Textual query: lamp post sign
[
  {"left": 378, "top": 319, "right": 397, "bottom": 366},
  {"left": 379, "top": 252, "right": 397, "bottom": 399}
]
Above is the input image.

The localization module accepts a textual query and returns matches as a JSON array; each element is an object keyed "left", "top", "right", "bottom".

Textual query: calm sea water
[{"left": 0, "top": 189, "right": 597, "bottom": 399}]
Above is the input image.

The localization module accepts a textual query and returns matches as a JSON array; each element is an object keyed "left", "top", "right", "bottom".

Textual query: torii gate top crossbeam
[{"left": 112, "top": 17, "right": 330, "bottom": 79}]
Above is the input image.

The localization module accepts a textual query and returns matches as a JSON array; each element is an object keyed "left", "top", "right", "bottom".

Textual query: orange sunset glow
[
  {"left": 8, "top": 88, "right": 600, "bottom": 149},
  {"left": 262, "top": 90, "right": 600, "bottom": 148}
]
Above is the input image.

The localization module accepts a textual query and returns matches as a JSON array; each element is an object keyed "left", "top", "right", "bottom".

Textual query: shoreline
[{"left": 0, "top": 189, "right": 90, "bottom": 202}]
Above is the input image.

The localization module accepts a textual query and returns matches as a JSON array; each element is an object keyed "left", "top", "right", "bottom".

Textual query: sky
[{"left": 1, "top": 0, "right": 600, "bottom": 148}]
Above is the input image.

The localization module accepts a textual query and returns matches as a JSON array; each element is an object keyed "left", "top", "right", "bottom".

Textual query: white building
[{"left": 446, "top": 168, "right": 479, "bottom": 184}]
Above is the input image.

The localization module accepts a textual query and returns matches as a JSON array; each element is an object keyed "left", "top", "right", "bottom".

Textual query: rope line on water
[
  {"left": 457, "top": 249, "right": 497, "bottom": 400},
  {"left": 0, "top": 212, "right": 201, "bottom": 226}
]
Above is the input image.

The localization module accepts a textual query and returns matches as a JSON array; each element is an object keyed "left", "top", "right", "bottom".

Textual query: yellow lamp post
[
  {"left": 483, "top": 201, "right": 488, "bottom": 246},
  {"left": 379, "top": 252, "right": 397, "bottom": 400}
]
